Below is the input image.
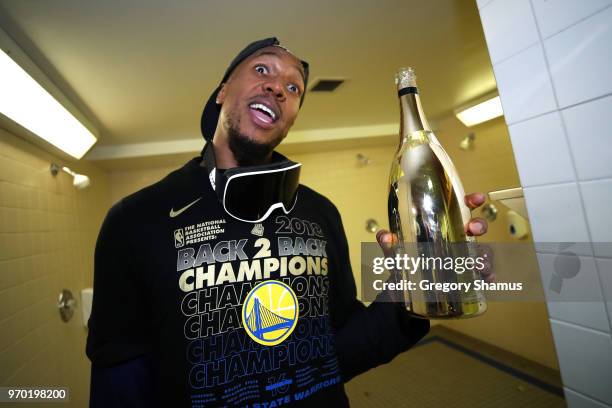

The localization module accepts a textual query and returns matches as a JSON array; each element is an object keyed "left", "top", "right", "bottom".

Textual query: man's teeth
[{"left": 249, "top": 103, "right": 276, "bottom": 120}]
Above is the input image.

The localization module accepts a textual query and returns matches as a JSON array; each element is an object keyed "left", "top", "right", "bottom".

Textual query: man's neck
[
  {"left": 211, "top": 137, "right": 238, "bottom": 169},
  {"left": 209, "top": 135, "right": 273, "bottom": 168}
]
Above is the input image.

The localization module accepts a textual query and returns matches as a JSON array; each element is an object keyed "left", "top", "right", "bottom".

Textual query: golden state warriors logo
[{"left": 242, "top": 280, "right": 299, "bottom": 346}]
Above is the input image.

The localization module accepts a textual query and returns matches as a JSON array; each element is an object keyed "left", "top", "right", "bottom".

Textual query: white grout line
[{"left": 550, "top": 317, "right": 611, "bottom": 337}]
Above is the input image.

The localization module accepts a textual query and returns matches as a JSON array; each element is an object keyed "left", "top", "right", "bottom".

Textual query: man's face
[{"left": 216, "top": 46, "right": 305, "bottom": 163}]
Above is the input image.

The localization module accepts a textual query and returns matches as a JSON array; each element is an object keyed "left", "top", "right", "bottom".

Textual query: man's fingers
[
  {"left": 479, "top": 258, "right": 495, "bottom": 282},
  {"left": 467, "top": 217, "right": 488, "bottom": 236},
  {"left": 465, "top": 192, "right": 486, "bottom": 210},
  {"left": 376, "top": 230, "right": 398, "bottom": 257},
  {"left": 477, "top": 244, "right": 495, "bottom": 282}
]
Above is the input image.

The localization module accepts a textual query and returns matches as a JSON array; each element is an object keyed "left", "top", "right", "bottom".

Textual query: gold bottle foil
[{"left": 387, "top": 67, "right": 487, "bottom": 319}]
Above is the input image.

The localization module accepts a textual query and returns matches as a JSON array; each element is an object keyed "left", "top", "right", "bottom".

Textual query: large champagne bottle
[{"left": 387, "top": 67, "right": 486, "bottom": 319}]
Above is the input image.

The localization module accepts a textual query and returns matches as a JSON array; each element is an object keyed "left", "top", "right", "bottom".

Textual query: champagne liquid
[{"left": 388, "top": 127, "right": 487, "bottom": 319}]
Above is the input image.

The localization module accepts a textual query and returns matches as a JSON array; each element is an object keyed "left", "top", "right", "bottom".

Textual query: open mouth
[{"left": 249, "top": 102, "right": 278, "bottom": 124}]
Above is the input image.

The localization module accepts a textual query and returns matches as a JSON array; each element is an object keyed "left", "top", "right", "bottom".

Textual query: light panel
[
  {"left": 0, "top": 49, "right": 96, "bottom": 159},
  {"left": 455, "top": 95, "right": 503, "bottom": 127}
]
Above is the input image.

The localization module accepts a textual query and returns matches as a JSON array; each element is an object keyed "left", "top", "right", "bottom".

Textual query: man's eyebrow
[{"left": 252, "top": 51, "right": 306, "bottom": 85}]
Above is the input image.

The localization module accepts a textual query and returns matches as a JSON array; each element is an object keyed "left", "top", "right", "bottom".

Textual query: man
[{"left": 87, "top": 37, "right": 489, "bottom": 407}]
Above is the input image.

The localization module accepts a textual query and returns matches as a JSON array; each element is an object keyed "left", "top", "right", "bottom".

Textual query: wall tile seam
[
  {"left": 495, "top": 59, "right": 612, "bottom": 122},
  {"left": 550, "top": 317, "right": 612, "bottom": 337},
  {"left": 0, "top": 149, "right": 78, "bottom": 174},
  {"left": 535, "top": 248, "right": 595, "bottom": 256},
  {"left": 535, "top": 250, "right": 612, "bottom": 263},
  {"left": 0, "top": 156, "right": 53, "bottom": 175},
  {"left": 1, "top": 325, "right": 55, "bottom": 385},
  {"left": 0, "top": 179, "right": 79, "bottom": 196},
  {"left": 580, "top": 178, "right": 612, "bottom": 186},
  {"left": 477, "top": 0, "right": 496, "bottom": 11},
  {"left": 539, "top": 3, "right": 612, "bottom": 42},
  {"left": 0, "top": 292, "right": 54, "bottom": 328},
  {"left": 528, "top": 0, "right": 612, "bottom": 330},
  {"left": 0, "top": 319, "right": 53, "bottom": 361},
  {"left": 0, "top": 270, "right": 59, "bottom": 295},
  {"left": 535, "top": 249, "right": 604, "bottom": 264},
  {"left": 490, "top": 40, "right": 541, "bottom": 68},
  {"left": 0, "top": 225, "right": 86, "bottom": 233},
  {"left": 550, "top": 306, "right": 611, "bottom": 334},
  {"left": 521, "top": 175, "right": 612, "bottom": 189},
  {"left": 0, "top": 226, "right": 79, "bottom": 234},
  {"left": 502, "top": 107, "right": 558, "bottom": 128},
  {"left": 0, "top": 249, "right": 71, "bottom": 262},
  {"left": 556, "top": 91, "right": 612, "bottom": 112},
  {"left": 0, "top": 191, "right": 78, "bottom": 208},
  {"left": 522, "top": 180, "right": 577, "bottom": 190},
  {"left": 0, "top": 318, "right": 54, "bottom": 360},
  {"left": 0, "top": 253, "right": 45, "bottom": 265},
  {"left": 2, "top": 282, "right": 58, "bottom": 308},
  {"left": 564, "top": 385, "right": 612, "bottom": 407},
  {"left": 518, "top": 176, "right": 576, "bottom": 190},
  {"left": 0, "top": 199, "right": 83, "bottom": 211},
  {"left": 0, "top": 262, "right": 47, "bottom": 280},
  {"left": 0, "top": 166, "right": 45, "bottom": 182},
  {"left": 503, "top": 87, "right": 612, "bottom": 129}
]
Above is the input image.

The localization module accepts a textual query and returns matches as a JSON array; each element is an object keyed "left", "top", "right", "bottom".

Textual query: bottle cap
[{"left": 396, "top": 67, "right": 417, "bottom": 89}]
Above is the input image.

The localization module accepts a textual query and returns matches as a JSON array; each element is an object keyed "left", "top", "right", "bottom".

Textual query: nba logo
[
  {"left": 174, "top": 228, "right": 185, "bottom": 248},
  {"left": 251, "top": 223, "right": 264, "bottom": 237}
]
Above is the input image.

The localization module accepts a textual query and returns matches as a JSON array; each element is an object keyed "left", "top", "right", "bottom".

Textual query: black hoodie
[{"left": 86, "top": 156, "right": 429, "bottom": 407}]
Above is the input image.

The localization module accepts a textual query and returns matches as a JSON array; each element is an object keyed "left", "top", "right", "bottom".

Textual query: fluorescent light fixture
[
  {"left": 455, "top": 95, "right": 503, "bottom": 127},
  {"left": 0, "top": 49, "right": 97, "bottom": 159}
]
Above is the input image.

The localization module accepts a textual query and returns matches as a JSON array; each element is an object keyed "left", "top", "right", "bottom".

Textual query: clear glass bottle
[{"left": 387, "top": 67, "right": 486, "bottom": 319}]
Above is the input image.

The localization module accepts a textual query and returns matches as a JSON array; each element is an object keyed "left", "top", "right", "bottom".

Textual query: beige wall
[
  {"left": 111, "top": 165, "right": 179, "bottom": 205},
  {"left": 0, "top": 127, "right": 110, "bottom": 407},
  {"left": 107, "top": 114, "right": 559, "bottom": 370}
]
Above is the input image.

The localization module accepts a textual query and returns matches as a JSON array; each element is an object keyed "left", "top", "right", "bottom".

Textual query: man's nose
[{"left": 264, "top": 80, "right": 285, "bottom": 100}]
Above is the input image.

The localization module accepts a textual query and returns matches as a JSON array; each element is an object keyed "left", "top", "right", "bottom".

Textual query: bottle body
[{"left": 387, "top": 68, "right": 486, "bottom": 319}]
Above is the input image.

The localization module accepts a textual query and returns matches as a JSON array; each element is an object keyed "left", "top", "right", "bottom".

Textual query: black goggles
[{"left": 203, "top": 144, "right": 301, "bottom": 223}]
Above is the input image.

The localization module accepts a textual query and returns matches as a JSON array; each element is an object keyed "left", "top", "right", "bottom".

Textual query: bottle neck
[{"left": 399, "top": 87, "right": 430, "bottom": 140}]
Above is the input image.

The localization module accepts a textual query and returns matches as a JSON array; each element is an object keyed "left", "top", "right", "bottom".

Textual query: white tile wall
[
  {"left": 580, "top": 180, "right": 612, "bottom": 258},
  {"left": 478, "top": 0, "right": 612, "bottom": 405},
  {"left": 493, "top": 44, "right": 557, "bottom": 124},
  {"left": 523, "top": 183, "right": 591, "bottom": 246},
  {"left": 550, "top": 320, "right": 612, "bottom": 405},
  {"left": 564, "top": 388, "right": 611, "bottom": 408},
  {"left": 508, "top": 112, "right": 575, "bottom": 186},
  {"left": 596, "top": 258, "right": 612, "bottom": 325},
  {"left": 532, "top": 0, "right": 612, "bottom": 39},
  {"left": 545, "top": 6, "right": 612, "bottom": 108},
  {"left": 537, "top": 253, "right": 609, "bottom": 332},
  {"left": 479, "top": 0, "right": 539, "bottom": 64},
  {"left": 562, "top": 95, "right": 612, "bottom": 181},
  {"left": 476, "top": 0, "right": 495, "bottom": 10}
]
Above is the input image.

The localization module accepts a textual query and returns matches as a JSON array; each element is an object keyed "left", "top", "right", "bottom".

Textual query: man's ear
[{"left": 216, "top": 83, "right": 227, "bottom": 105}]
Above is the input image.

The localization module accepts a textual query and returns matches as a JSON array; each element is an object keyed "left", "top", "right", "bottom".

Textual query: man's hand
[
  {"left": 464, "top": 192, "right": 488, "bottom": 237},
  {"left": 376, "top": 192, "right": 494, "bottom": 282}
]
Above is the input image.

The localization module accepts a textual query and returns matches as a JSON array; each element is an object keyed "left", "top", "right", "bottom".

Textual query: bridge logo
[{"left": 242, "top": 280, "right": 299, "bottom": 346}]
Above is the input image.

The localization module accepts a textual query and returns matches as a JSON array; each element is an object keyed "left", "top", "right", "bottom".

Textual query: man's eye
[
  {"left": 288, "top": 84, "right": 300, "bottom": 94},
  {"left": 255, "top": 65, "right": 268, "bottom": 74}
]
